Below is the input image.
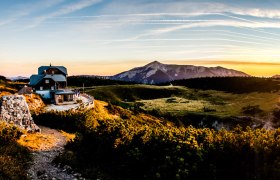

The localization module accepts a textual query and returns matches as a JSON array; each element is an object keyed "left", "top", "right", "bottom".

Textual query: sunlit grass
[
  {"left": 138, "top": 88, "right": 280, "bottom": 117},
  {"left": 18, "top": 132, "right": 57, "bottom": 151},
  {"left": 140, "top": 97, "right": 215, "bottom": 113},
  {"left": 60, "top": 130, "right": 76, "bottom": 142}
]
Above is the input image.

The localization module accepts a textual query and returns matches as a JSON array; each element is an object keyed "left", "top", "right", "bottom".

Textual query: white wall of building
[{"left": 36, "top": 90, "right": 51, "bottom": 99}]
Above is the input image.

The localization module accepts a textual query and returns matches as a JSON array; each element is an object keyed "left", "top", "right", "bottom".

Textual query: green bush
[
  {"left": 0, "top": 123, "right": 22, "bottom": 144},
  {"left": 241, "top": 105, "right": 264, "bottom": 115},
  {"left": 33, "top": 110, "right": 88, "bottom": 133},
  {"left": 202, "top": 106, "right": 217, "bottom": 112}
]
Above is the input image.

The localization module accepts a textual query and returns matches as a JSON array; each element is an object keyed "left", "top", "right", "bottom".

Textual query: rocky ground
[{"left": 26, "top": 126, "right": 85, "bottom": 180}]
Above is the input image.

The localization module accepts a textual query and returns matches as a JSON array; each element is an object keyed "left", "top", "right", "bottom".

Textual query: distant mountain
[
  {"left": 112, "top": 61, "right": 250, "bottom": 84},
  {"left": 9, "top": 76, "right": 29, "bottom": 81},
  {"left": 272, "top": 75, "right": 280, "bottom": 78}
]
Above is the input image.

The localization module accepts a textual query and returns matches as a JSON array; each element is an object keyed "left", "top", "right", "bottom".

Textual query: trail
[{"left": 25, "top": 126, "right": 85, "bottom": 180}]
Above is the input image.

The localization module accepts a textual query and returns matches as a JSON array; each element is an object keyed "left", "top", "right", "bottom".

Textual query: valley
[{"left": 84, "top": 82, "right": 280, "bottom": 129}]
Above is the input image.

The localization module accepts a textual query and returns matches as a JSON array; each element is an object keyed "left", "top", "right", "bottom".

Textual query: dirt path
[{"left": 24, "top": 126, "right": 85, "bottom": 180}]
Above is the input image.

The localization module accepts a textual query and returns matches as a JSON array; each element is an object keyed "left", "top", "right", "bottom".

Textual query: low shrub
[
  {"left": 0, "top": 122, "right": 31, "bottom": 179},
  {"left": 241, "top": 105, "right": 264, "bottom": 116},
  {"left": 202, "top": 106, "right": 217, "bottom": 112},
  {"left": 51, "top": 102, "right": 280, "bottom": 180}
]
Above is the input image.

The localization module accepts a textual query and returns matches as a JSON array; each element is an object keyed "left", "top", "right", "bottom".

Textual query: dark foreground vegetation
[
  {"left": 0, "top": 75, "right": 27, "bottom": 94},
  {"left": 86, "top": 85, "right": 184, "bottom": 108},
  {"left": 170, "top": 77, "right": 280, "bottom": 93},
  {"left": 67, "top": 76, "right": 136, "bottom": 87},
  {"left": 34, "top": 101, "right": 280, "bottom": 180},
  {"left": 0, "top": 122, "right": 31, "bottom": 179}
]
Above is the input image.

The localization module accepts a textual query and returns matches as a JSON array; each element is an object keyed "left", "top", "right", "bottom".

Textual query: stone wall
[{"left": 0, "top": 95, "right": 40, "bottom": 133}]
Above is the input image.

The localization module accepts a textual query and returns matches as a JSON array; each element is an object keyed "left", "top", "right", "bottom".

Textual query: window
[
  {"left": 40, "top": 86, "right": 43, "bottom": 90},
  {"left": 45, "top": 79, "right": 49, "bottom": 84},
  {"left": 51, "top": 86, "right": 54, "bottom": 90}
]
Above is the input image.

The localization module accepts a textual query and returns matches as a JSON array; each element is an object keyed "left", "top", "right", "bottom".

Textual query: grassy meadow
[
  {"left": 83, "top": 83, "right": 280, "bottom": 128},
  {"left": 139, "top": 89, "right": 279, "bottom": 117}
]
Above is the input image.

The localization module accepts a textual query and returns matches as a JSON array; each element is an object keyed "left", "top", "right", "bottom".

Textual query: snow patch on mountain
[{"left": 112, "top": 61, "right": 250, "bottom": 84}]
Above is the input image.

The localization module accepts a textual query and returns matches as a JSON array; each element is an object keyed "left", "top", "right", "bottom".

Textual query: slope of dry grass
[{"left": 0, "top": 122, "right": 31, "bottom": 179}]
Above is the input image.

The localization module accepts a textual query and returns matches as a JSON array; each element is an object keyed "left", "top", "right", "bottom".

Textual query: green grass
[
  {"left": 140, "top": 97, "right": 214, "bottom": 115},
  {"left": 85, "top": 85, "right": 280, "bottom": 126},
  {"left": 85, "top": 84, "right": 185, "bottom": 104},
  {"left": 139, "top": 90, "right": 279, "bottom": 117}
]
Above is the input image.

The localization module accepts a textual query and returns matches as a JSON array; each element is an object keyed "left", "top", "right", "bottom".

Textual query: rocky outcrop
[{"left": 0, "top": 95, "right": 40, "bottom": 133}]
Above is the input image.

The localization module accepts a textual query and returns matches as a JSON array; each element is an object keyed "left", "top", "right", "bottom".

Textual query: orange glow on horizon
[
  {"left": 1, "top": 60, "right": 280, "bottom": 77},
  {"left": 168, "top": 60, "right": 280, "bottom": 77}
]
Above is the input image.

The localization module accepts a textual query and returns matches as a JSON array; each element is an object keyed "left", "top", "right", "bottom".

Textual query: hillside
[
  {"left": 67, "top": 75, "right": 136, "bottom": 87},
  {"left": 0, "top": 75, "right": 17, "bottom": 96},
  {"left": 1, "top": 75, "right": 280, "bottom": 179},
  {"left": 30, "top": 100, "right": 280, "bottom": 180},
  {"left": 170, "top": 77, "right": 280, "bottom": 93},
  {"left": 0, "top": 75, "right": 44, "bottom": 113},
  {"left": 85, "top": 83, "right": 280, "bottom": 129},
  {"left": 112, "top": 61, "right": 249, "bottom": 84},
  {"left": 0, "top": 122, "right": 31, "bottom": 179},
  {"left": 272, "top": 75, "right": 280, "bottom": 78}
]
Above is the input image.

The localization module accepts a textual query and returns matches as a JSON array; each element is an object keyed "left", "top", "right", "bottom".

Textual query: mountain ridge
[{"left": 112, "top": 61, "right": 250, "bottom": 84}]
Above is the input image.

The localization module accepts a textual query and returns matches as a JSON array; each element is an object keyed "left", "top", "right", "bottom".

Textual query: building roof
[
  {"left": 29, "top": 75, "right": 44, "bottom": 86},
  {"left": 30, "top": 74, "right": 66, "bottom": 86},
  {"left": 55, "top": 89, "right": 75, "bottom": 95},
  {"left": 44, "top": 74, "right": 66, "bottom": 82},
  {"left": 38, "top": 66, "right": 67, "bottom": 75},
  {"left": 18, "top": 86, "right": 33, "bottom": 95}
]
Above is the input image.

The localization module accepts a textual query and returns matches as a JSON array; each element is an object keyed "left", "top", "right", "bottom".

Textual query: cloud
[
  {"left": 0, "top": 19, "right": 16, "bottom": 27},
  {"left": 93, "top": 18, "right": 280, "bottom": 46},
  {"left": 100, "top": 1, "right": 280, "bottom": 19},
  {"left": 25, "top": 0, "right": 103, "bottom": 29},
  {"left": 99, "top": 38, "right": 273, "bottom": 47},
  {"left": 0, "top": 0, "right": 65, "bottom": 27},
  {"left": 230, "top": 8, "right": 280, "bottom": 19},
  {"left": 132, "top": 16, "right": 280, "bottom": 46}
]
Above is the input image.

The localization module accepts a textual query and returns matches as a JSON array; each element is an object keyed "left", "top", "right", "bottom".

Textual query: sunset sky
[{"left": 1, "top": 0, "right": 280, "bottom": 77}]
